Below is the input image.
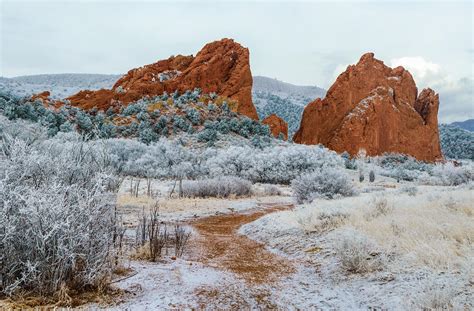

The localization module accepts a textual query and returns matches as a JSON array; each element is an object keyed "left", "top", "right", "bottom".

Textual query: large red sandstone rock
[
  {"left": 262, "top": 114, "right": 288, "bottom": 140},
  {"left": 293, "top": 53, "right": 442, "bottom": 162},
  {"left": 67, "top": 39, "right": 258, "bottom": 120}
]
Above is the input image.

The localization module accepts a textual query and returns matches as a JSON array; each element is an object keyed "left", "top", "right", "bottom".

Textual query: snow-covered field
[
  {"left": 1, "top": 77, "right": 472, "bottom": 309},
  {"left": 84, "top": 176, "right": 473, "bottom": 310},
  {"left": 240, "top": 184, "right": 474, "bottom": 309}
]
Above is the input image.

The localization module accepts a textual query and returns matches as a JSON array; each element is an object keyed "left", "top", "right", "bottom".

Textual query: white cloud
[
  {"left": 390, "top": 57, "right": 441, "bottom": 82},
  {"left": 390, "top": 57, "right": 472, "bottom": 123}
]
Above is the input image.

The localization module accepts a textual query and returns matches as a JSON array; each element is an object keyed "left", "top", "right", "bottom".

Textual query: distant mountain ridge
[
  {"left": 0, "top": 74, "right": 120, "bottom": 99},
  {"left": 252, "top": 76, "right": 325, "bottom": 100},
  {"left": 449, "top": 119, "right": 474, "bottom": 132},
  {"left": 11, "top": 73, "right": 121, "bottom": 88}
]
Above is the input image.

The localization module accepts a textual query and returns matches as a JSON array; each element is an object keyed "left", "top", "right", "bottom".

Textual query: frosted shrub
[
  {"left": 377, "top": 153, "right": 432, "bottom": 182},
  {"left": 292, "top": 167, "right": 355, "bottom": 203},
  {"left": 206, "top": 144, "right": 343, "bottom": 184},
  {"left": 263, "top": 184, "right": 282, "bottom": 196},
  {"left": 429, "top": 163, "right": 472, "bottom": 186},
  {"left": 400, "top": 185, "right": 418, "bottom": 196},
  {"left": 0, "top": 138, "right": 120, "bottom": 297},
  {"left": 369, "top": 170, "right": 375, "bottom": 182},
  {"left": 412, "top": 276, "right": 463, "bottom": 310},
  {"left": 334, "top": 229, "right": 386, "bottom": 274},
  {"left": 181, "top": 176, "right": 252, "bottom": 198},
  {"left": 341, "top": 151, "right": 357, "bottom": 170}
]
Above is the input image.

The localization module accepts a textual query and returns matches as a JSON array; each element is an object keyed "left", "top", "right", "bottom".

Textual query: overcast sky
[{"left": 1, "top": 0, "right": 472, "bottom": 122}]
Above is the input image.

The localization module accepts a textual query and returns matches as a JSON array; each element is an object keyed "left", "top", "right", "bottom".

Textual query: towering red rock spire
[{"left": 293, "top": 53, "right": 442, "bottom": 162}]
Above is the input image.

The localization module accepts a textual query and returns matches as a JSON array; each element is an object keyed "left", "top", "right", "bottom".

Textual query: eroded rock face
[
  {"left": 262, "top": 114, "right": 288, "bottom": 140},
  {"left": 67, "top": 38, "right": 258, "bottom": 119},
  {"left": 293, "top": 53, "right": 442, "bottom": 162},
  {"left": 31, "top": 91, "right": 52, "bottom": 104}
]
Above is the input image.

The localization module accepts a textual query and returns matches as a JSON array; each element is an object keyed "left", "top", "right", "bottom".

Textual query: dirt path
[{"left": 187, "top": 203, "right": 296, "bottom": 307}]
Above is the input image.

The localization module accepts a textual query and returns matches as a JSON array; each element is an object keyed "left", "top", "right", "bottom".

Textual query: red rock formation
[
  {"left": 67, "top": 38, "right": 258, "bottom": 119},
  {"left": 293, "top": 53, "right": 442, "bottom": 162},
  {"left": 262, "top": 114, "right": 288, "bottom": 140},
  {"left": 31, "top": 91, "right": 52, "bottom": 104}
]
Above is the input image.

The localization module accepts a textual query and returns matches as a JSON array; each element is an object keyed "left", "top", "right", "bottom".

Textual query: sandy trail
[
  {"left": 96, "top": 202, "right": 297, "bottom": 310},
  {"left": 187, "top": 203, "right": 296, "bottom": 307}
]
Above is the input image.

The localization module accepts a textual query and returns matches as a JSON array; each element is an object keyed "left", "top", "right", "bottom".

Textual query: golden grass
[
  {"left": 117, "top": 194, "right": 156, "bottom": 208},
  {"left": 0, "top": 283, "right": 124, "bottom": 309},
  {"left": 298, "top": 187, "right": 474, "bottom": 271}
]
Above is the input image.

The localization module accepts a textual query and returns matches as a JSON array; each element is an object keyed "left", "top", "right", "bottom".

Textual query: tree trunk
[
  {"left": 178, "top": 178, "right": 183, "bottom": 198},
  {"left": 147, "top": 178, "right": 152, "bottom": 197},
  {"left": 135, "top": 179, "right": 141, "bottom": 197},
  {"left": 169, "top": 179, "right": 177, "bottom": 198}
]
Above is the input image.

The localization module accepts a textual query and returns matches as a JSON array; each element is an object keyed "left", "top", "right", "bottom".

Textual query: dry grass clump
[
  {"left": 1, "top": 282, "right": 124, "bottom": 309},
  {"left": 132, "top": 203, "right": 191, "bottom": 261},
  {"left": 117, "top": 193, "right": 156, "bottom": 208},
  {"left": 364, "top": 197, "right": 393, "bottom": 220},
  {"left": 296, "top": 188, "right": 474, "bottom": 271},
  {"left": 296, "top": 206, "right": 350, "bottom": 233},
  {"left": 350, "top": 190, "right": 474, "bottom": 269},
  {"left": 333, "top": 229, "right": 387, "bottom": 274},
  {"left": 410, "top": 276, "right": 465, "bottom": 310}
]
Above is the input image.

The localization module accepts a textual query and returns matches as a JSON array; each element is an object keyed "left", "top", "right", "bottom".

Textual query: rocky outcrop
[
  {"left": 67, "top": 38, "right": 258, "bottom": 119},
  {"left": 262, "top": 114, "right": 288, "bottom": 140},
  {"left": 31, "top": 91, "right": 52, "bottom": 104},
  {"left": 293, "top": 53, "right": 442, "bottom": 162}
]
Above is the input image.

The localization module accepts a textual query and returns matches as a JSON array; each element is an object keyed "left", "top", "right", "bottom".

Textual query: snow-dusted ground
[
  {"left": 107, "top": 259, "right": 246, "bottom": 310},
  {"left": 98, "top": 174, "right": 471, "bottom": 310},
  {"left": 240, "top": 184, "right": 474, "bottom": 310},
  {"left": 117, "top": 178, "right": 293, "bottom": 223}
]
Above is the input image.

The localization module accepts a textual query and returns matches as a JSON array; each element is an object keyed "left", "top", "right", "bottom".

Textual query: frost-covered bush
[
  {"left": 333, "top": 229, "right": 386, "bottom": 274},
  {"left": 341, "top": 151, "right": 357, "bottom": 170},
  {"left": 263, "top": 184, "right": 282, "bottom": 196},
  {"left": 185, "top": 107, "right": 201, "bottom": 125},
  {"left": 369, "top": 170, "right": 375, "bottom": 182},
  {"left": 427, "top": 163, "right": 473, "bottom": 186},
  {"left": 0, "top": 115, "right": 48, "bottom": 147},
  {"left": 206, "top": 144, "right": 343, "bottom": 184},
  {"left": 377, "top": 153, "right": 432, "bottom": 182},
  {"left": 0, "top": 90, "right": 272, "bottom": 143},
  {"left": 399, "top": 185, "right": 418, "bottom": 196},
  {"left": 0, "top": 135, "right": 120, "bottom": 296},
  {"left": 292, "top": 167, "right": 355, "bottom": 203},
  {"left": 181, "top": 176, "right": 252, "bottom": 198}
]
